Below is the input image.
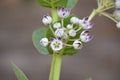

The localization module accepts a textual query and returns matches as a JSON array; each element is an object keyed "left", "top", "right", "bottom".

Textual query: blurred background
[{"left": 0, "top": 0, "right": 120, "bottom": 80}]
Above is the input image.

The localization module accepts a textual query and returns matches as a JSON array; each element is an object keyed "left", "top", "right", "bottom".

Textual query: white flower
[
  {"left": 58, "top": 7, "right": 71, "bottom": 18},
  {"left": 115, "top": 0, "right": 120, "bottom": 8},
  {"left": 53, "top": 22, "right": 61, "bottom": 29},
  {"left": 80, "top": 30, "right": 93, "bottom": 43},
  {"left": 40, "top": 38, "right": 49, "bottom": 47},
  {"left": 67, "top": 24, "right": 73, "bottom": 29},
  {"left": 79, "top": 17, "right": 94, "bottom": 29},
  {"left": 114, "top": 10, "right": 120, "bottom": 21},
  {"left": 55, "top": 28, "right": 65, "bottom": 37},
  {"left": 69, "top": 29, "right": 76, "bottom": 37},
  {"left": 50, "top": 38, "right": 64, "bottom": 52},
  {"left": 42, "top": 15, "right": 52, "bottom": 25},
  {"left": 73, "top": 40, "right": 83, "bottom": 49},
  {"left": 70, "top": 17, "right": 79, "bottom": 24},
  {"left": 116, "top": 22, "right": 120, "bottom": 28}
]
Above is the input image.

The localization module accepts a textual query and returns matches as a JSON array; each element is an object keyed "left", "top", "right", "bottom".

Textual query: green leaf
[
  {"left": 12, "top": 63, "right": 29, "bottom": 80},
  {"left": 32, "top": 28, "right": 49, "bottom": 55},
  {"left": 66, "top": 0, "right": 78, "bottom": 9},
  {"left": 37, "top": 0, "right": 51, "bottom": 8},
  {"left": 37, "top": 0, "right": 67, "bottom": 8}
]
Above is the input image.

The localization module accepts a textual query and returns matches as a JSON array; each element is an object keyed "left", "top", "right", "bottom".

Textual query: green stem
[
  {"left": 52, "top": 8, "right": 58, "bottom": 22},
  {"left": 49, "top": 53, "right": 62, "bottom": 80},
  {"left": 88, "top": 9, "right": 98, "bottom": 21},
  {"left": 49, "top": 2, "right": 62, "bottom": 80},
  {"left": 100, "top": 12, "right": 118, "bottom": 23},
  {"left": 53, "top": 54, "right": 62, "bottom": 80},
  {"left": 49, "top": 53, "right": 56, "bottom": 80}
]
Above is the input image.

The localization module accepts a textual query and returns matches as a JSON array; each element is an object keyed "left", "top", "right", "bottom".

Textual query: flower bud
[
  {"left": 69, "top": 29, "right": 76, "bottom": 37},
  {"left": 58, "top": 7, "right": 71, "bottom": 18},
  {"left": 73, "top": 40, "right": 83, "bottom": 49},
  {"left": 53, "top": 22, "right": 61, "bottom": 29},
  {"left": 79, "top": 17, "right": 94, "bottom": 29},
  {"left": 67, "top": 24, "right": 73, "bottom": 29},
  {"left": 113, "top": 10, "right": 120, "bottom": 21},
  {"left": 70, "top": 17, "right": 79, "bottom": 24},
  {"left": 116, "top": 22, "right": 120, "bottom": 28},
  {"left": 55, "top": 28, "right": 64, "bottom": 37},
  {"left": 42, "top": 15, "right": 52, "bottom": 25},
  {"left": 80, "top": 30, "right": 93, "bottom": 43},
  {"left": 115, "top": 0, "right": 120, "bottom": 8},
  {"left": 40, "top": 38, "right": 49, "bottom": 47}
]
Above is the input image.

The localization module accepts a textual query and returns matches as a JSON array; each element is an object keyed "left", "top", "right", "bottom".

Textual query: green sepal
[
  {"left": 12, "top": 63, "right": 29, "bottom": 80},
  {"left": 32, "top": 28, "right": 49, "bottom": 55}
]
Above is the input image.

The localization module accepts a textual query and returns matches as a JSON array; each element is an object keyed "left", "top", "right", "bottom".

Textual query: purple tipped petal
[
  {"left": 50, "top": 38, "right": 54, "bottom": 42},
  {"left": 58, "top": 37, "right": 62, "bottom": 41},
  {"left": 84, "top": 16, "right": 88, "bottom": 21},
  {"left": 62, "top": 43, "right": 65, "bottom": 47},
  {"left": 61, "top": 7, "right": 65, "bottom": 11},
  {"left": 87, "top": 35, "right": 93, "bottom": 41},
  {"left": 84, "top": 30, "right": 89, "bottom": 33},
  {"left": 89, "top": 22, "right": 94, "bottom": 27}
]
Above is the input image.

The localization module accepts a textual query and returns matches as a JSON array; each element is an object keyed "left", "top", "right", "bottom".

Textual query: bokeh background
[{"left": 0, "top": 0, "right": 120, "bottom": 80}]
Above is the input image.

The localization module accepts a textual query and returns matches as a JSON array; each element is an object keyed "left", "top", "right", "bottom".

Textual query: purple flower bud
[
  {"left": 58, "top": 7, "right": 71, "bottom": 18},
  {"left": 80, "top": 30, "right": 93, "bottom": 43},
  {"left": 42, "top": 15, "right": 52, "bottom": 25},
  {"left": 79, "top": 17, "right": 94, "bottom": 29}
]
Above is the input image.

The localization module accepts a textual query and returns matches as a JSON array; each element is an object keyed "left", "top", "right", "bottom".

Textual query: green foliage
[
  {"left": 66, "top": 0, "right": 78, "bottom": 8},
  {"left": 32, "top": 28, "right": 49, "bottom": 55},
  {"left": 37, "top": 0, "right": 78, "bottom": 9},
  {"left": 37, "top": 0, "right": 67, "bottom": 8},
  {"left": 12, "top": 63, "right": 29, "bottom": 80}
]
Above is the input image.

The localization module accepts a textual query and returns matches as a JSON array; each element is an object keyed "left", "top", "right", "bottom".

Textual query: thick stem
[
  {"left": 49, "top": 53, "right": 62, "bottom": 80},
  {"left": 53, "top": 54, "right": 62, "bottom": 80},
  {"left": 52, "top": 8, "right": 58, "bottom": 22},
  {"left": 49, "top": 53, "right": 56, "bottom": 80}
]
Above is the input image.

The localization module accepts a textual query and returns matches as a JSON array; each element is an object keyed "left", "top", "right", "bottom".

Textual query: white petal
[
  {"left": 50, "top": 39, "right": 63, "bottom": 52},
  {"left": 55, "top": 29, "right": 64, "bottom": 37}
]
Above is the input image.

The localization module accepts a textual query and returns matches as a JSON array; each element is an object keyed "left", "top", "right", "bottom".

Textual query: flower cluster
[{"left": 40, "top": 7, "right": 94, "bottom": 53}]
